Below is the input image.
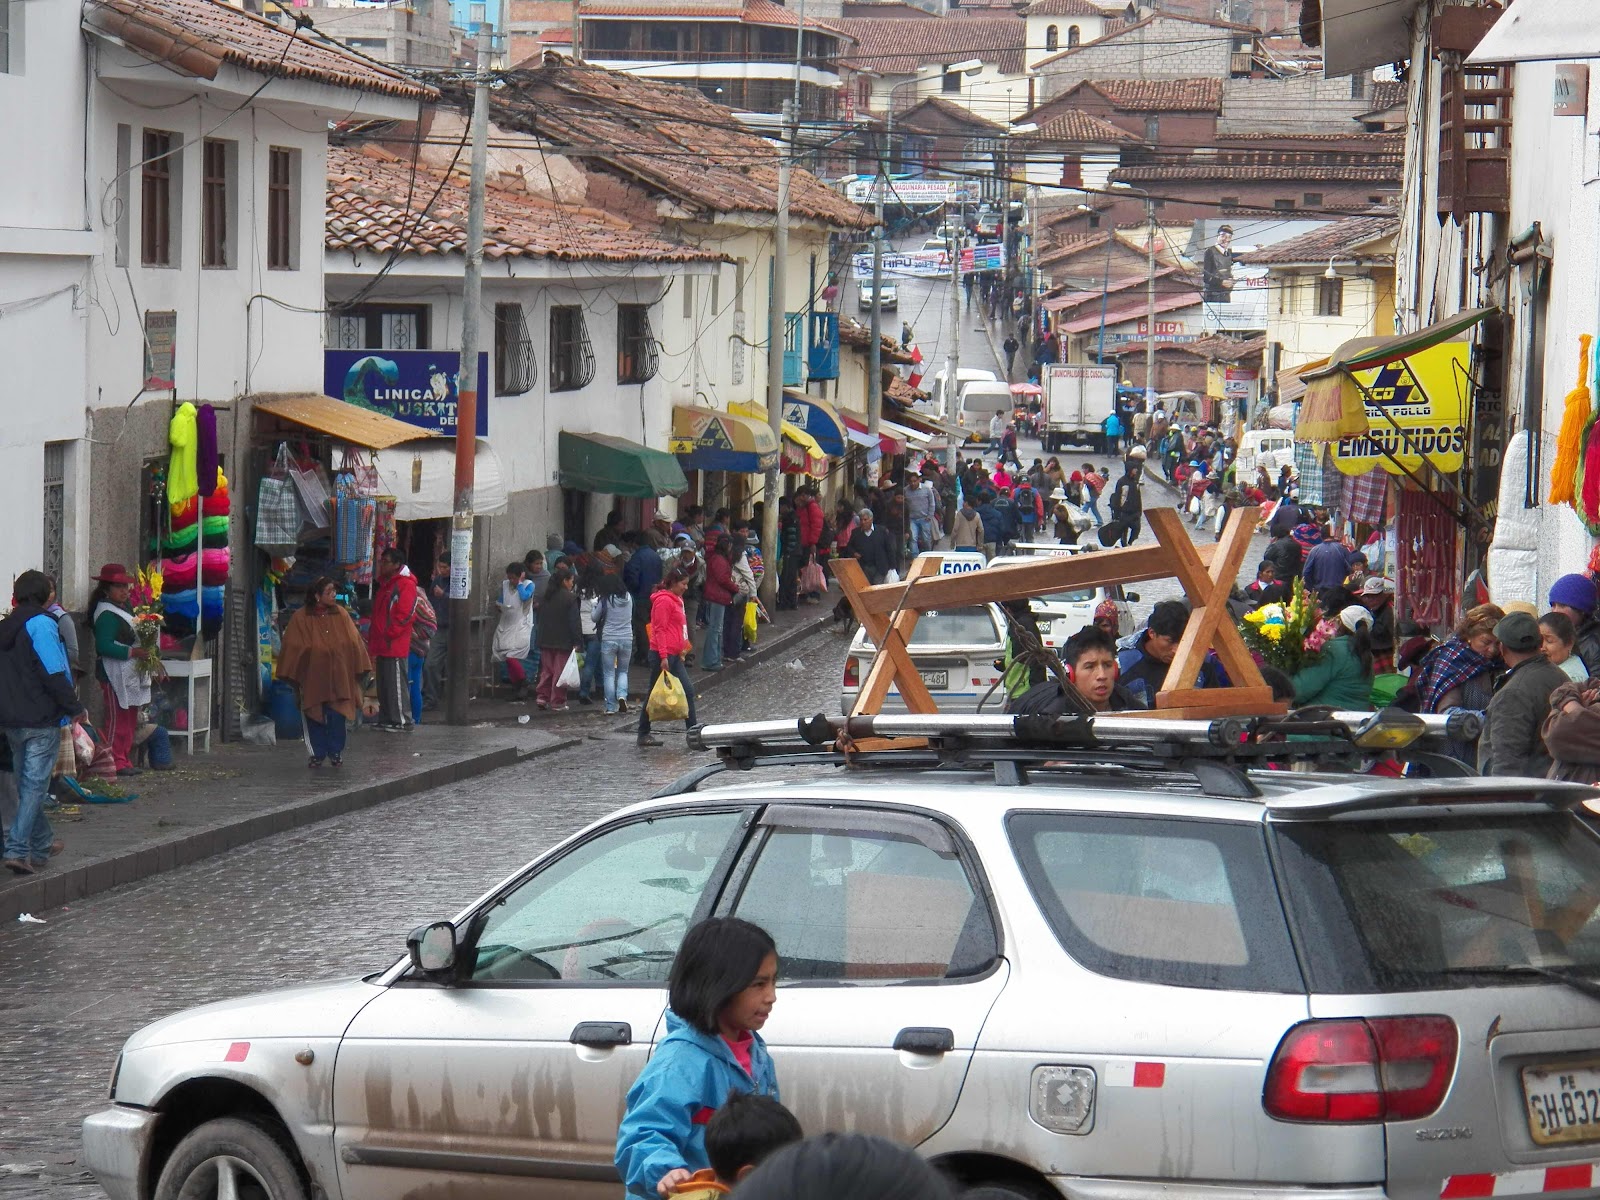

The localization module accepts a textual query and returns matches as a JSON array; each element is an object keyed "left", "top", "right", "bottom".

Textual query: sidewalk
[{"left": 0, "top": 597, "right": 833, "bottom": 924}]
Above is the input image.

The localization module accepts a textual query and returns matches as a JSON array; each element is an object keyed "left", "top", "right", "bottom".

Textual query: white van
[
  {"left": 957, "top": 380, "right": 1015, "bottom": 431},
  {"left": 928, "top": 367, "right": 998, "bottom": 422},
  {"left": 1236, "top": 429, "right": 1295, "bottom": 481}
]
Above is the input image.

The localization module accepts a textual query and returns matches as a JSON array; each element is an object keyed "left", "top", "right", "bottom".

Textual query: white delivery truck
[{"left": 1040, "top": 362, "right": 1118, "bottom": 453}]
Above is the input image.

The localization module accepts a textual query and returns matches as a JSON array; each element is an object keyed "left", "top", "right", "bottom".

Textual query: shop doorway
[{"left": 562, "top": 487, "right": 587, "bottom": 550}]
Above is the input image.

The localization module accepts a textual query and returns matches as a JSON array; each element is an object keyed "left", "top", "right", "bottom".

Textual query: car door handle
[
  {"left": 893, "top": 1027, "right": 954, "bottom": 1055},
  {"left": 570, "top": 1021, "right": 632, "bottom": 1048}
]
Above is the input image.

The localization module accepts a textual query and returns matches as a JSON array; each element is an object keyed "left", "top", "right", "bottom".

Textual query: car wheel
[{"left": 154, "top": 1116, "right": 307, "bottom": 1200}]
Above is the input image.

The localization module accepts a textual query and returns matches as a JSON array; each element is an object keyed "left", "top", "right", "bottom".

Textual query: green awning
[{"left": 558, "top": 431, "right": 688, "bottom": 499}]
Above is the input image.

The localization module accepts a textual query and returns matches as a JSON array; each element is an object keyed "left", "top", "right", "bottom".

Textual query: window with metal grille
[
  {"left": 141, "top": 130, "right": 177, "bottom": 267},
  {"left": 326, "top": 304, "right": 428, "bottom": 350},
  {"left": 494, "top": 302, "right": 536, "bottom": 395},
  {"left": 202, "top": 139, "right": 233, "bottom": 268},
  {"left": 268, "top": 147, "right": 297, "bottom": 270},
  {"left": 1315, "top": 276, "right": 1343, "bottom": 317},
  {"left": 550, "top": 305, "right": 595, "bottom": 391},
  {"left": 42, "top": 442, "right": 65, "bottom": 588},
  {"left": 617, "top": 305, "right": 658, "bottom": 383}
]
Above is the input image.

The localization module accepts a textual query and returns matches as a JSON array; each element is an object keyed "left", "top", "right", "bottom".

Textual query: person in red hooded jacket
[
  {"left": 796, "top": 490, "right": 825, "bottom": 604},
  {"left": 368, "top": 548, "right": 418, "bottom": 730}
]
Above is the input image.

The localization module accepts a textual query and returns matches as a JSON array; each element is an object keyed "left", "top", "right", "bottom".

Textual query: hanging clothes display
[
  {"left": 1397, "top": 485, "right": 1458, "bottom": 629},
  {"left": 1550, "top": 335, "right": 1592, "bottom": 506},
  {"left": 167, "top": 402, "right": 200, "bottom": 505},
  {"left": 196, "top": 403, "right": 219, "bottom": 498}
]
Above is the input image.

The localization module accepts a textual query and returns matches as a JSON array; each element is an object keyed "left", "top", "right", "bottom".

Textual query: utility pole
[
  {"left": 868, "top": 151, "right": 885, "bottom": 439},
  {"left": 1144, "top": 194, "right": 1157, "bottom": 410},
  {"left": 758, "top": 97, "right": 793, "bottom": 613},
  {"left": 944, "top": 202, "right": 961, "bottom": 473},
  {"left": 447, "top": 68, "right": 490, "bottom": 725}
]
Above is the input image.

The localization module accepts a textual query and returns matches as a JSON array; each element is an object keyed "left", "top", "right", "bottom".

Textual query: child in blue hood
[{"left": 617, "top": 918, "right": 780, "bottom": 1198}]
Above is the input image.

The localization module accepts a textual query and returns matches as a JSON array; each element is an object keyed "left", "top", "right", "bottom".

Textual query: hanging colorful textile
[
  {"left": 167, "top": 402, "right": 199, "bottom": 504},
  {"left": 1345, "top": 466, "right": 1388, "bottom": 526},
  {"left": 196, "top": 403, "right": 219, "bottom": 498},
  {"left": 1396, "top": 485, "right": 1458, "bottom": 629},
  {"left": 1550, "top": 335, "right": 1592, "bottom": 505},
  {"left": 373, "top": 496, "right": 398, "bottom": 559}
]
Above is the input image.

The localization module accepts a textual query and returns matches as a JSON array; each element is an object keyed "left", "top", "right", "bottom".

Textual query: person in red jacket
[
  {"left": 701, "top": 534, "right": 738, "bottom": 672},
  {"left": 796, "top": 490, "right": 825, "bottom": 604},
  {"left": 639, "top": 567, "right": 698, "bottom": 747},
  {"left": 368, "top": 548, "right": 418, "bottom": 731}
]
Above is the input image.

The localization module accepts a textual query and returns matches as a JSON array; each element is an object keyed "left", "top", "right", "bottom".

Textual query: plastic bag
[
  {"left": 743, "top": 599, "right": 759, "bottom": 644},
  {"left": 240, "top": 713, "right": 278, "bottom": 746},
  {"left": 800, "top": 559, "right": 827, "bottom": 594},
  {"left": 557, "top": 650, "right": 582, "bottom": 691},
  {"left": 884, "top": 568, "right": 901, "bottom": 584},
  {"left": 647, "top": 669, "right": 689, "bottom": 721}
]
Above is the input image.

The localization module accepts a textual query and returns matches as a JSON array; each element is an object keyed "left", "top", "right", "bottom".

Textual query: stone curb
[{"left": 0, "top": 736, "right": 580, "bottom": 924}]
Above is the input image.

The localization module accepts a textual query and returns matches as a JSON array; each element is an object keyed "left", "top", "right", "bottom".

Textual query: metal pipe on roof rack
[{"left": 1328, "top": 709, "right": 1481, "bottom": 742}]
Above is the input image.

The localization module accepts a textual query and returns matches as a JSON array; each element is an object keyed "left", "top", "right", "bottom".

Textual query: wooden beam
[
  {"left": 1148, "top": 508, "right": 1264, "bottom": 697},
  {"left": 835, "top": 557, "right": 941, "bottom": 715},
  {"left": 850, "top": 540, "right": 1217, "bottom": 616},
  {"left": 1155, "top": 686, "right": 1274, "bottom": 711}
]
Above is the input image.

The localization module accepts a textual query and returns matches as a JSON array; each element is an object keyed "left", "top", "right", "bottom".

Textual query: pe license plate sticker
[
  {"left": 920, "top": 670, "right": 949, "bottom": 689},
  {"left": 1523, "top": 1063, "right": 1600, "bottom": 1146}
]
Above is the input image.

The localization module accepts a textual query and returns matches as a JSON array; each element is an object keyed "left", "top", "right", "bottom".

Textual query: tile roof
[
  {"left": 578, "top": 0, "right": 848, "bottom": 33},
  {"left": 898, "top": 95, "right": 1009, "bottom": 133},
  {"left": 1115, "top": 154, "right": 1400, "bottom": 183},
  {"left": 1057, "top": 290, "right": 1202, "bottom": 333},
  {"left": 487, "top": 57, "right": 870, "bottom": 228},
  {"left": 839, "top": 316, "right": 915, "bottom": 363},
  {"left": 1364, "top": 79, "right": 1407, "bottom": 113},
  {"left": 1241, "top": 213, "right": 1399, "bottom": 265},
  {"left": 836, "top": 16, "right": 1027, "bottom": 75},
  {"left": 83, "top": 0, "right": 432, "bottom": 100},
  {"left": 1028, "top": 107, "right": 1142, "bottom": 143},
  {"left": 1103, "top": 334, "right": 1265, "bottom": 359},
  {"left": 325, "top": 144, "right": 726, "bottom": 263},
  {"left": 841, "top": 0, "right": 940, "bottom": 17},
  {"left": 1067, "top": 77, "right": 1224, "bottom": 111},
  {"left": 1019, "top": 0, "right": 1115, "bottom": 15}
]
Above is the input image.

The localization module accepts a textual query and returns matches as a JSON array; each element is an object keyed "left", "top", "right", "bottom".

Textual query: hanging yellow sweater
[{"left": 168, "top": 402, "right": 199, "bottom": 504}]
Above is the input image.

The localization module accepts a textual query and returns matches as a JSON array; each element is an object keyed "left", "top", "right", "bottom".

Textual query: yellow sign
[{"left": 1330, "top": 343, "right": 1469, "bottom": 476}]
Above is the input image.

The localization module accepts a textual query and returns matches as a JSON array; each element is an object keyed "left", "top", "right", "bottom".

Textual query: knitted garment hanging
[
  {"left": 196, "top": 404, "right": 219, "bottom": 497},
  {"left": 167, "top": 402, "right": 199, "bottom": 505},
  {"left": 1552, "top": 334, "right": 1594, "bottom": 506}
]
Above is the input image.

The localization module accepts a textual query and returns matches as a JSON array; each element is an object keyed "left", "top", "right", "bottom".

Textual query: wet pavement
[{"left": 0, "top": 630, "right": 851, "bottom": 1198}]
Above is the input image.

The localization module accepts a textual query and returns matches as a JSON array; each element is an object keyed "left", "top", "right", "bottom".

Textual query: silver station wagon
[{"left": 83, "top": 710, "right": 1600, "bottom": 1200}]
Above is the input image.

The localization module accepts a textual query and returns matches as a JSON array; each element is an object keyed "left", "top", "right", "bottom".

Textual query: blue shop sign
[{"left": 323, "top": 349, "right": 490, "bottom": 436}]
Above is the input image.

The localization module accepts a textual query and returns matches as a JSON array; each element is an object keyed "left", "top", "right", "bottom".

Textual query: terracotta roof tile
[
  {"left": 579, "top": 0, "right": 848, "bottom": 33},
  {"left": 1364, "top": 79, "right": 1407, "bottom": 113},
  {"left": 1019, "top": 0, "right": 1114, "bottom": 15},
  {"left": 1066, "top": 77, "right": 1224, "bottom": 111},
  {"left": 325, "top": 144, "right": 726, "bottom": 263},
  {"left": 898, "top": 95, "right": 1009, "bottom": 133},
  {"left": 1028, "top": 107, "right": 1142, "bottom": 143},
  {"left": 83, "top": 0, "right": 432, "bottom": 100},
  {"left": 1241, "top": 213, "right": 1399, "bottom": 265},
  {"left": 487, "top": 58, "right": 870, "bottom": 227},
  {"left": 1116, "top": 151, "right": 1400, "bottom": 183},
  {"left": 840, "top": 317, "right": 916, "bottom": 363},
  {"left": 836, "top": 16, "right": 1026, "bottom": 75}
]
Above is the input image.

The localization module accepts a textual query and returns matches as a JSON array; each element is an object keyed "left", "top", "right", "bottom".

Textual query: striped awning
[{"left": 670, "top": 406, "right": 779, "bottom": 474}]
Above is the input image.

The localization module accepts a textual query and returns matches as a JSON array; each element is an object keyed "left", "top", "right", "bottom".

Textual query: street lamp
[{"left": 1112, "top": 181, "right": 1158, "bottom": 411}]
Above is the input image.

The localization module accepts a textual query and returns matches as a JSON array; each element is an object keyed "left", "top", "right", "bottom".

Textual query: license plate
[
  {"left": 1522, "top": 1061, "right": 1600, "bottom": 1145},
  {"left": 920, "top": 670, "right": 948, "bottom": 690}
]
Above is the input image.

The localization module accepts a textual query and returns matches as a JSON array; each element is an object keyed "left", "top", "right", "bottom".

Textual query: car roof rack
[{"left": 666, "top": 709, "right": 1482, "bottom": 800}]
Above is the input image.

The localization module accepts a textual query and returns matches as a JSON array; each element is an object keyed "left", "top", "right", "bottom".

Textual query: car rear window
[
  {"left": 859, "top": 608, "right": 997, "bottom": 651},
  {"left": 1008, "top": 813, "right": 1303, "bottom": 992},
  {"left": 1273, "top": 811, "right": 1600, "bottom": 993}
]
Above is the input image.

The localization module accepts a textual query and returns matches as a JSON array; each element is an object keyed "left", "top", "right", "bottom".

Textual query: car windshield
[
  {"left": 864, "top": 607, "right": 997, "bottom": 649},
  {"left": 1274, "top": 811, "right": 1600, "bottom": 992}
]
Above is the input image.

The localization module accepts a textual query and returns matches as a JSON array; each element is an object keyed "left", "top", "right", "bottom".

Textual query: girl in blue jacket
[{"left": 617, "top": 918, "right": 781, "bottom": 1198}]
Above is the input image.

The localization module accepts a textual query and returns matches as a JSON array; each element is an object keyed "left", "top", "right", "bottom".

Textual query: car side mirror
[{"left": 407, "top": 921, "right": 458, "bottom": 976}]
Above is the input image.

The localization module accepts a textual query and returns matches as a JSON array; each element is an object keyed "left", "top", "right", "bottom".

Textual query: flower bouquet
[
  {"left": 130, "top": 566, "right": 166, "bottom": 676},
  {"left": 1239, "top": 577, "right": 1324, "bottom": 675}
]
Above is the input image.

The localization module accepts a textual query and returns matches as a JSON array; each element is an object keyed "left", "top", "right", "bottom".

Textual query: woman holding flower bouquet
[
  {"left": 1290, "top": 605, "right": 1377, "bottom": 709},
  {"left": 87, "top": 564, "right": 153, "bottom": 776}
]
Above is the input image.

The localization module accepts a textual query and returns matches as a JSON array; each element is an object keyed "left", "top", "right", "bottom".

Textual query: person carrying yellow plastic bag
[{"left": 639, "top": 568, "right": 698, "bottom": 747}]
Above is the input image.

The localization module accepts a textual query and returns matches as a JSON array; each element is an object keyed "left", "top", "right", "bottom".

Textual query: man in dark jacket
[
  {"left": 975, "top": 493, "right": 1004, "bottom": 558},
  {"left": 0, "top": 570, "right": 82, "bottom": 875},
  {"left": 1267, "top": 500, "right": 1304, "bottom": 540},
  {"left": 1116, "top": 599, "right": 1229, "bottom": 709},
  {"left": 623, "top": 534, "right": 664, "bottom": 663},
  {"left": 1261, "top": 531, "right": 1304, "bottom": 585},
  {"left": 846, "top": 509, "right": 896, "bottom": 585},
  {"left": 1109, "top": 464, "right": 1144, "bottom": 547},
  {"left": 1480, "top": 611, "right": 1571, "bottom": 778}
]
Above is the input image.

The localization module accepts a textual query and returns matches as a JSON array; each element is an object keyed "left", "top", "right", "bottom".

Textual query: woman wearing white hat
[{"left": 1290, "top": 605, "right": 1376, "bottom": 709}]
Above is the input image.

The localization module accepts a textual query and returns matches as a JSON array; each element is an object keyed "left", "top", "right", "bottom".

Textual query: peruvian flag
[{"left": 906, "top": 342, "right": 924, "bottom": 390}]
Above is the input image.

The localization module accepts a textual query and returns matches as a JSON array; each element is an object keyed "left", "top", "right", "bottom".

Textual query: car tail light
[
  {"left": 844, "top": 658, "right": 859, "bottom": 689},
  {"left": 1263, "top": 1016, "right": 1457, "bottom": 1123}
]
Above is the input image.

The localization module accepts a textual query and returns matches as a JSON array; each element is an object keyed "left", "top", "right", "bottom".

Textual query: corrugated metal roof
[{"left": 253, "top": 392, "right": 436, "bottom": 450}]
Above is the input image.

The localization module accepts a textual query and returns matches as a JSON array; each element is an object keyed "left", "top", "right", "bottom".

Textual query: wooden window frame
[
  {"left": 201, "top": 138, "right": 232, "bottom": 269},
  {"left": 141, "top": 129, "right": 177, "bottom": 267},
  {"left": 267, "top": 146, "right": 296, "bottom": 270}
]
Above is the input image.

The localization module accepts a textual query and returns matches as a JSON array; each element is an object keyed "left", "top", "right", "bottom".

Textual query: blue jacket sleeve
[
  {"left": 616, "top": 1044, "right": 707, "bottom": 1198},
  {"left": 517, "top": 580, "right": 536, "bottom": 601},
  {"left": 27, "top": 615, "right": 84, "bottom": 717}
]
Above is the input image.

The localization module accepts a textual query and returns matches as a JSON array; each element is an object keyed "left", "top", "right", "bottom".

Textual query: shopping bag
[
  {"left": 647, "top": 669, "right": 689, "bottom": 721},
  {"left": 557, "top": 650, "right": 582, "bottom": 691},
  {"left": 289, "top": 458, "right": 332, "bottom": 529},
  {"left": 884, "top": 568, "right": 901, "bottom": 585},
  {"left": 799, "top": 559, "right": 827, "bottom": 594},
  {"left": 341, "top": 446, "right": 380, "bottom": 497},
  {"left": 743, "top": 599, "right": 759, "bottom": 643}
]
